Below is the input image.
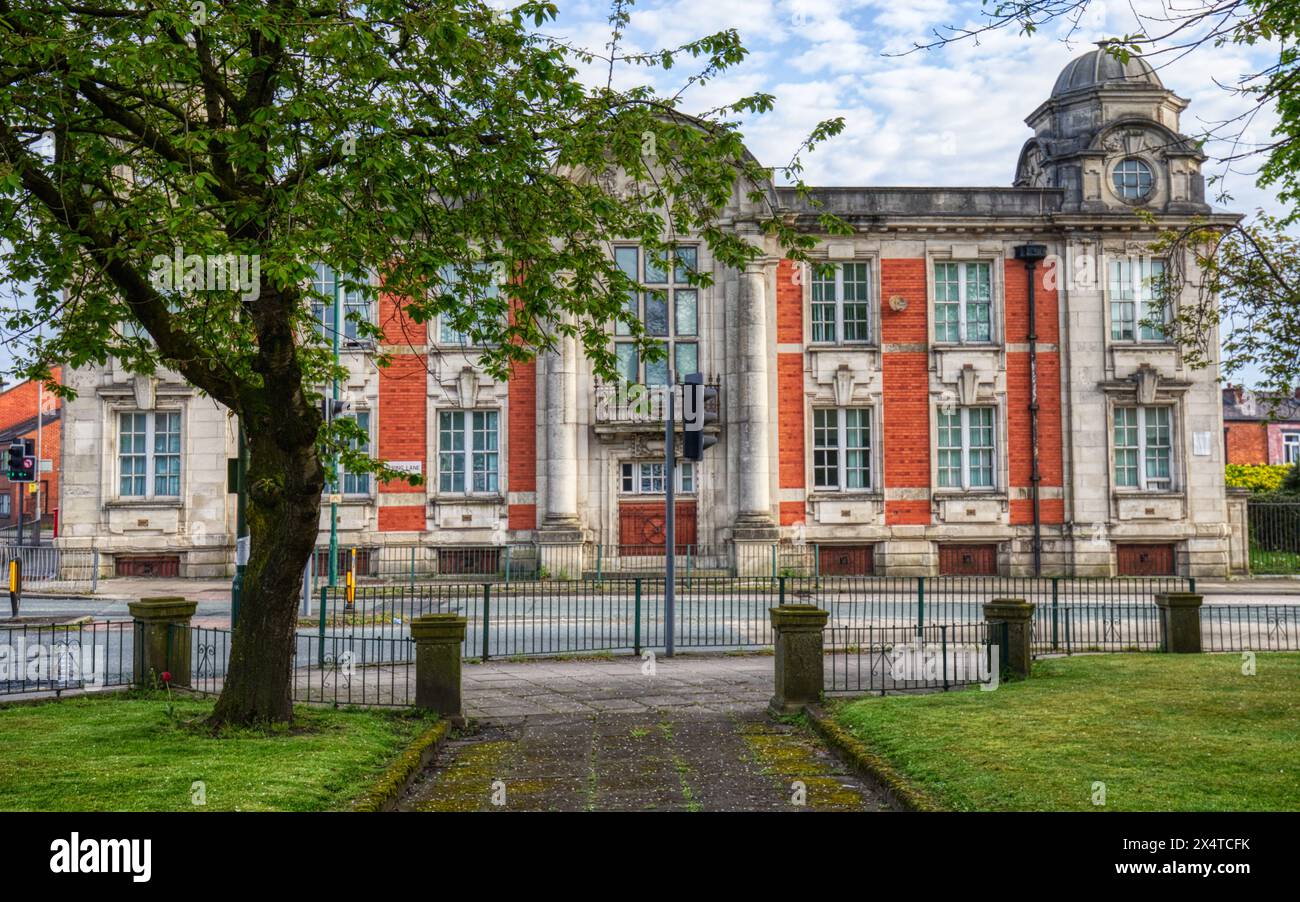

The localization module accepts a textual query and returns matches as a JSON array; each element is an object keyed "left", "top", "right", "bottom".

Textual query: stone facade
[
  {"left": 58, "top": 360, "right": 237, "bottom": 577},
  {"left": 56, "top": 49, "right": 1238, "bottom": 578}
]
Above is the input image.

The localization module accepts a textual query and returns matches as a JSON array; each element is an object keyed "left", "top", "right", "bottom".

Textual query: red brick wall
[
  {"left": 508, "top": 503, "right": 536, "bottom": 531},
  {"left": 506, "top": 357, "right": 537, "bottom": 532},
  {"left": 1225, "top": 423, "right": 1268, "bottom": 465},
  {"left": 779, "top": 501, "right": 805, "bottom": 526},
  {"left": 1005, "top": 259, "right": 1064, "bottom": 525},
  {"left": 377, "top": 354, "right": 426, "bottom": 531},
  {"left": 0, "top": 369, "right": 62, "bottom": 528},
  {"left": 775, "top": 259, "right": 803, "bottom": 344},
  {"left": 378, "top": 505, "right": 425, "bottom": 532},
  {"left": 777, "top": 353, "right": 805, "bottom": 489},
  {"left": 880, "top": 259, "right": 931, "bottom": 525},
  {"left": 508, "top": 359, "right": 536, "bottom": 492},
  {"left": 1004, "top": 258, "right": 1060, "bottom": 343},
  {"left": 376, "top": 285, "right": 426, "bottom": 346}
]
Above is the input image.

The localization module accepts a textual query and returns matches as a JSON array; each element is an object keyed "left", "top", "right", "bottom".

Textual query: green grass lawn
[
  {"left": 834, "top": 653, "right": 1300, "bottom": 811},
  {"left": 0, "top": 693, "right": 436, "bottom": 811}
]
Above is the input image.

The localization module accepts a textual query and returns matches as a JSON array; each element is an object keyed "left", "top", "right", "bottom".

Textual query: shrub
[{"left": 1225, "top": 464, "right": 1293, "bottom": 493}]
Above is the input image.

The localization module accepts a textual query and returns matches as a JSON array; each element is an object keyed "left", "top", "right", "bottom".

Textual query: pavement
[{"left": 400, "top": 654, "right": 894, "bottom": 812}]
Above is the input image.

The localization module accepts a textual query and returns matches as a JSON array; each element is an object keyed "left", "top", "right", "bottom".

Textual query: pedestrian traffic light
[
  {"left": 6, "top": 440, "right": 35, "bottom": 483},
  {"left": 682, "top": 373, "right": 718, "bottom": 460}
]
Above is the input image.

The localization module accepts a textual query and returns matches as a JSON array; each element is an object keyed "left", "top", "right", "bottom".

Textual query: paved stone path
[{"left": 400, "top": 654, "right": 893, "bottom": 812}]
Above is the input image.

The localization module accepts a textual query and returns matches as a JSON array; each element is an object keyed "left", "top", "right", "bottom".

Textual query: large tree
[{"left": 0, "top": 0, "right": 844, "bottom": 724}]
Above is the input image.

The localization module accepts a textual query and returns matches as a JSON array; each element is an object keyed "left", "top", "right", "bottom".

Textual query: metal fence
[
  {"left": 311, "top": 575, "right": 1194, "bottom": 661},
  {"left": 179, "top": 624, "right": 415, "bottom": 707},
  {"left": 1245, "top": 500, "right": 1300, "bottom": 573},
  {"left": 0, "top": 620, "right": 132, "bottom": 696},
  {"left": 1, "top": 545, "right": 98, "bottom": 594},
  {"left": 1201, "top": 604, "right": 1300, "bottom": 652},
  {"left": 825, "top": 622, "right": 1008, "bottom": 694}
]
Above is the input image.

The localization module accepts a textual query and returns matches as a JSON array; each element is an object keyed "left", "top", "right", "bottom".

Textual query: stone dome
[{"left": 1051, "top": 47, "right": 1163, "bottom": 97}]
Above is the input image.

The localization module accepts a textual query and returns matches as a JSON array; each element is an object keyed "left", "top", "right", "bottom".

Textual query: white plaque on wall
[
  {"left": 387, "top": 461, "right": 423, "bottom": 475},
  {"left": 1193, "top": 432, "right": 1212, "bottom": 456}
]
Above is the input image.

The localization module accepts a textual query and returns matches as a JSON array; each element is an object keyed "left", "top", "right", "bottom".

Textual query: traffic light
[
  {"left": 682, "top": 373, "right": 718, "bottom": 460},
  {"left": 6, "top": 440, "right": 35, "bottom": 483}
]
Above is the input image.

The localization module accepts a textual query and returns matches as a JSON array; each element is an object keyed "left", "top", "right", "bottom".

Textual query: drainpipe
[{"left": 1014, "top": 244, "right": 1049, "bottom": 576}]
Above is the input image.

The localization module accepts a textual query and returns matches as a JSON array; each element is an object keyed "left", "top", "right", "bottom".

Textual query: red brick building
[
  {"left": 0, "top": 369, "right": 62, "bottom": 538},
  {"left": 1223, "top": 386, "right": 1300, "bottom": 465},
  {"left": 56, "top": 49, "right": 1242, "bottom": 577}
]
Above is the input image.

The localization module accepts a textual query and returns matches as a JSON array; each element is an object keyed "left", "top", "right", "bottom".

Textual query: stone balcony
[{"left": 592, "top": 381, "right": 722, "bottom": 434}]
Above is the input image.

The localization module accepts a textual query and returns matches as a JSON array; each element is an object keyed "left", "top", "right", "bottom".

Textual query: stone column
[
  {"left": 769, "top": 604, "right": 829, "bottom": 714},
  {"left": 734, "top": 260, "right": 778, "bottom": 573},
  {"left": 128, "top": 597, "right": 197, "bottom": 688},
  {"left": 539, "top": 332, "right": 584, "bottom": 577},
  {"left": 1155, "top": 592, "right": 1204, "bottom": 653},
  {"left": 983, "top": 598, "right": 1035, "bottom": 680},
  {"left": 411, "top": 613, "right": 469, "bottom": 722}
]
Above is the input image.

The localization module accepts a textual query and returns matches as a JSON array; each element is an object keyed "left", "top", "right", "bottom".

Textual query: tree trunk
[{"left": 209, "top": 413, "right": 324, "bottom": 726}]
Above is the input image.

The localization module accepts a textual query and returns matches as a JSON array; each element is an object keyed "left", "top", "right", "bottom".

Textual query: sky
[{"left": 0, "top": 0, "right": 1286, "bottom": 385}]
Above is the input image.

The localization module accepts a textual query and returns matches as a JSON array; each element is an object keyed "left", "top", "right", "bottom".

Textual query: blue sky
[
  {"left": 547, "top": 0, "right": 1282, "bottom": 212},
  {"left": 1, "top": 1, "right": 1285, "bottom": 385}
]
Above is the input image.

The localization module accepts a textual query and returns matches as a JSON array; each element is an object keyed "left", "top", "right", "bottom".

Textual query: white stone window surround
[
  {"left": 1108, "top": 402, "right": 1183, "bottom": 494},
  {"left": 334, "top": 407, "right": 375, "bottom": 498},
  {"left": 928, "top": 394, "right": 1009, "bottom": 497},
  {"left": 1104, "top": 250, "right": 1172, "bottom": 345},
  {"left": 610, "top": 242, "right": 704, "bottom": 385},
  {"left": 101, "top": 395, "right": 188, "bottom": 507},
  {"left": 1112, "top": 404, "right": 1174, "bottom": 491},
  {"left": 310, "top": 263, "right": 376, "bottom": 345},
  {"left": 618, "top": 460, "right": 696, "bottom": 495},
  {"left": 804, "top": 256, "right": 877, "bottom": 347},
  {"left": 434, "top": 407, "right": 502, "bottom": 497},
  {"left": 926, "top": 247, "right": 1005, "bottom": 348},
  {"left": 809, "top": 405, "right": 875, "bottom": 493},
  {"left": 1100, "top": 381, "right": 1189, "bottom": 497},
  {"left": 435, "top": 261, "right": 506, "bottom": 348}
]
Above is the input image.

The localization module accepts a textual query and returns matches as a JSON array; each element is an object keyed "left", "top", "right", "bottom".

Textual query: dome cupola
[{"left": 1015, "top": 45, "right": 1208, "bottom": 214}]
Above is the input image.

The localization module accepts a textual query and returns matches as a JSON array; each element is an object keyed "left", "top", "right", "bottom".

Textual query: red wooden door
[
  {"left": 1116, "top": 544, "right": 1175, "bottom": 576},
  {"left": 938, "top": 543, "right": 999, "bottom": 576},
  {"left": 618, "top": 501, "right": 697, "bottom": 554},
  {"left": 818, "top": 544, "right": 875, "bottom": 576},
  {"left": 114, "top": 555, "right": 180, "bottom": 578}
]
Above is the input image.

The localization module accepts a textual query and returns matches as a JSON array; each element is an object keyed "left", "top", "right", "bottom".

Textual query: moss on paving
[
  {"left": 0, "top": 693, "right": 436, "bottom": 812},
  {"left": 834, "top": 653, "right": 1300, "bottom": 811},
  {"left": 408, "top": 738, "right": 516, "bottom": 811},
  {"left": 737, "top": 720, "right": 871, "bottom": 810}
]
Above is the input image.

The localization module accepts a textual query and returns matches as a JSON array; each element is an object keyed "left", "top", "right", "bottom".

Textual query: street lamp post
[
  {"left": 328, "top": 270, "right": 341, "bottom": 588},
  {"left": 664, "top": 365, "right": 675, "bottom": 658}
]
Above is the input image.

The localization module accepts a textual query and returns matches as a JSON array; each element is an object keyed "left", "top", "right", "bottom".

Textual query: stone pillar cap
[
  {"left": 1154, "top": 592, "right": 1204, "bottom": 608},
  {"left": 983, "top": 598, "right": 1036, "bottom": 621},
  {"left": 769, "top": 604, "right": 830, "bottom": 630},
  {"left": 127, "top": 597, "right": 198, "bottom": 620},
  {"left": 410, "top": 613, "right": 469, "bottom": 642}
]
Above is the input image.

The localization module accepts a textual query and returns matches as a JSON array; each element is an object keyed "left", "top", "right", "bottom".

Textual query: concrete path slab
[{"left": 401, "top": 654, "right": 894, "bottom": 812}]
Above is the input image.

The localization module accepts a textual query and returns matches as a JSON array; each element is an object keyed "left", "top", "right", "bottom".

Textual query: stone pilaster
[
  {"left": 734, "top": 260, "right": 778, "bottom": 543},
  {"left": 539, "top": 332, "right": 583, "bottom": 543}
]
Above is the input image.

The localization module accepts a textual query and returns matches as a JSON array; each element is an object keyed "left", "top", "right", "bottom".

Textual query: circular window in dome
[{"left": 1112, "top": 158, "right": 1154, "bottom": 201}]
